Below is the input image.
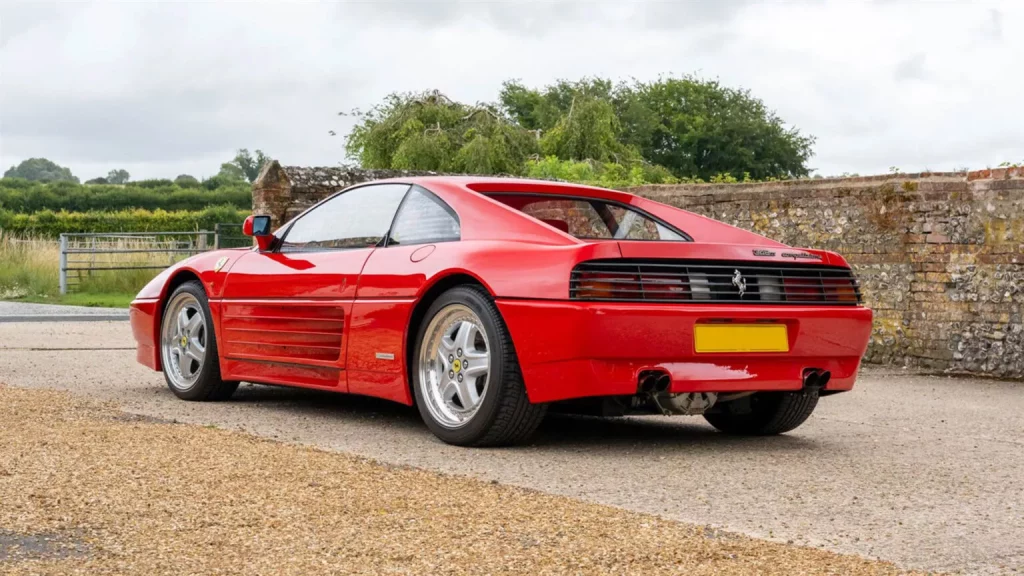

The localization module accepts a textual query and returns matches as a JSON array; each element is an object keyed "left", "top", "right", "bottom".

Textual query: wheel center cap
[
  {"left": 452, "top": 359, "right": 462, "bottom": 373},
  {"left": 180, "top": 335, "right": 188, "bottom": 348}
]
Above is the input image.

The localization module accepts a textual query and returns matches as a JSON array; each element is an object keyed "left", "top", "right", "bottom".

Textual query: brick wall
[{"left": 252, "top": 162, "right": 1024, "bottom": 378}]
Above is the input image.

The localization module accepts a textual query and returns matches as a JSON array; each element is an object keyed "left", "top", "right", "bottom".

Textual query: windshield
[{"left": 487, "top": 193, "right": 687, "bottom": 241}]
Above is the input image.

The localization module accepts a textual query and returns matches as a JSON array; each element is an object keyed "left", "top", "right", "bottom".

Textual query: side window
[
  {"left": 280, "top": 184, "right": 409, "bottom": 251},
  {"left": 388, "top": 186, "right": 460, "bottom": 246}
]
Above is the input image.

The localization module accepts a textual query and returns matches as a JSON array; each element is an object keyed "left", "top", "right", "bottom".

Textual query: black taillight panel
[{"left": 570, "top": 259, "right": 862, "bottom": 305}]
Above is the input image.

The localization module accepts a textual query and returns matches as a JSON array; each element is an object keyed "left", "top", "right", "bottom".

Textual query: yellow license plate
[{"left": 694, "top": 324, "right": 789, "bottom": 353}]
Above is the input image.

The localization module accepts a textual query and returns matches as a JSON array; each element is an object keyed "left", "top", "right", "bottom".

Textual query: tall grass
[
  {"left": 0, "top": 232, "right": 195, "bottom": 299},
  {"left": 0, "top": 235, "right": 60, "bottom": 298}
]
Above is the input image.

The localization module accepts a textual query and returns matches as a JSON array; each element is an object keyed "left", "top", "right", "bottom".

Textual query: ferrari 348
[{"left": 130, "top": 177, "right": 872, "bottom": 446}]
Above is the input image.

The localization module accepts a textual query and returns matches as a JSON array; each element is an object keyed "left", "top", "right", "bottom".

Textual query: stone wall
[
  {"left": 252, "top": 161, "right": 439, "bottom": 225},
  {"left": 251, "top": 162, "right": 1024, "bottom": 378}
]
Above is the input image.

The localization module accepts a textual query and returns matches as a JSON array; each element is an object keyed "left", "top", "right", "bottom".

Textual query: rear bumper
[
  {"left": 129, "top": 298, "right": 161, "bottom": 371},
  {"left": 496, "top": 299, "right": 872, "bottom": 404}
]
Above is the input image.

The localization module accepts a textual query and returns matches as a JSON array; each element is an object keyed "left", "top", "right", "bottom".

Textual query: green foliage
[
  {"left": 524, "top": 156, "right": 678, "bottom": 190},
  {"left": 85, "top": 177, "right": 109, "bottom": 185},
  {"left": 501, "top": 76, "right": 813, "bottom": 181},
  {"left": 345, "top": 90, "right": 538, "bottom": 175},
  {"left": 106, "top": 169, "right": 130, "bottom": 184},
  {"left": 347, "top": 77, "right": 813, "bottom": 183},
  {"left": 130, "top": 179, "right": 175, "bottom": 189},
  {"left": 217, "top": 162, "right": 246, "bottom": 182},
  {"left": 3, "top": 158, "right": 79, "bottom": 183},
  {"left": 174, "top": 174, "right": 200, "bottom": 188},
  {"left": 0, "top": 205, "right": 249, "bottom": 238},
  {"left": 0, "top": 179, "right": 252, "bottom": 214},
  {"left": 230, "top": 149, "right": 271, "bottom": 182}
]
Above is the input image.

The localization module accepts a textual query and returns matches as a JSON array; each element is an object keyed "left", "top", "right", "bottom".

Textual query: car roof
[{"left": 372, "top": 175, "right": 640, "bottom": 205}]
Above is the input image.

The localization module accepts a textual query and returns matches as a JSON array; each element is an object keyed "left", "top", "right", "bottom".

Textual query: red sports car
[{"left": 130, "top": 177, "right": 872, "bottom": 446}]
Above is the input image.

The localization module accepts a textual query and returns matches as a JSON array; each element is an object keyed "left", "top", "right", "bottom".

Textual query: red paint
[{"left": 130, "top": 176, "right": 873, "bottom": 408}]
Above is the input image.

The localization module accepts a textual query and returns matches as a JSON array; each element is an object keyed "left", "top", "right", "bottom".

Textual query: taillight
[
  {"left": 822, "top": 277, "right": 859, "bottom": 303},
  {"left": 574, "top": 272, "right": 640, "bottom": 299},
  {"left": 783, "top": 276, "right": 822, "bottom": 301}
]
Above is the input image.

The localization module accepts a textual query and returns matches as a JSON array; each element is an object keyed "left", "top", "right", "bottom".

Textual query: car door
[
  {"left": 218, "top": 183, "right": 410, "bottom": 390},
  {"left": 347, "top": 185, "right": 462, "bottom": 403}
]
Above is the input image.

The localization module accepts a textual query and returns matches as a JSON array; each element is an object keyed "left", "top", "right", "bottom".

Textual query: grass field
[{"left": 0, "top": 233, "right": 181, "bottom": 308}]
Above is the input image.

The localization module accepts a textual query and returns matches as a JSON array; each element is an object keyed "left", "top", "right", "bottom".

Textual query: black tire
[
  {"left": 703, "top": 390, "right": 819, "bottom": 435},
  {"left": 160, "top": 281, "right": 239, "bottom": 402},
  {"left": 412, "top": 285, "right": 546, "bottom": 447}
]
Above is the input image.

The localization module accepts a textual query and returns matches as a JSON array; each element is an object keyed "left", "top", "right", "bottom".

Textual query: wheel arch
[
  {"left": 152, "top": 270, "right": 204, "bottom": 363},
  {"left": 404, "top": 273, "right": 493, "bottom": 406}
]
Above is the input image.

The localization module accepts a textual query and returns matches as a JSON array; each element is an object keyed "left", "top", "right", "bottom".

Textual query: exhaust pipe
[
  {"left": 802, "top": 369, "right": 831, "bottom": 389},
  {"left": 655, "top": 373, "right": 671, "bottom": 392},
  {"left": 639, "top": 374, "right": 659, "bottom": 393},
  {"left": 817, "top": 370, "right": 831, "bottom": 388},
  {"left": 803, "top": 370, "right": 820, "bottom": 388}
]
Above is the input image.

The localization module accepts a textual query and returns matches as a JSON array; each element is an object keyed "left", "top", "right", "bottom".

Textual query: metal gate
[{"left": 58, "top": 227, "right": 246, "bottom": 294}]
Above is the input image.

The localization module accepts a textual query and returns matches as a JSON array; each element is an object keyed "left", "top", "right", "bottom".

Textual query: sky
[{"left": 1, "top": 0, "right": 1021, "bottom": 181}]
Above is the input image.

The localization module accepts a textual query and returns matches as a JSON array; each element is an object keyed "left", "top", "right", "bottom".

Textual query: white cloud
[{"left": 1, "top": 0, "right": 1021, "bottom": 180}]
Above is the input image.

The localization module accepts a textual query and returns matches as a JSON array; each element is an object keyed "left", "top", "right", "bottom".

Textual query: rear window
[{"left": 487, "top": 194, "right": 687, "bottom": 241}]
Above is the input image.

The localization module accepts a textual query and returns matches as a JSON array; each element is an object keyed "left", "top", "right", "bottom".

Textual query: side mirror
[{"left": 243, "top": 215, "right": 274, "bottom": 251}]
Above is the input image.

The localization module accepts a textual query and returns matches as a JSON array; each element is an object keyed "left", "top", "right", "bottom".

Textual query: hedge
[
  {"left": 0, "top": 178, "right": 252, "bottom": 213},
  {"left": 0, "top": 206, "right": 251, "bottom": 238}
]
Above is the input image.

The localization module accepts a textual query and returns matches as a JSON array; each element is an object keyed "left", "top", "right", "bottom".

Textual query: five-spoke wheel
[
  {"left": 412, "top": 285, "right": 546, "bottom": 446},
  {"left": 161, "top": 292, "right": 207, "bottom": 391},
  {"left": 159, "top": 281, "right": 238, "bottom": 401},
  {"left": 418, "top": 304, "right": 492, "bottom": 429}
]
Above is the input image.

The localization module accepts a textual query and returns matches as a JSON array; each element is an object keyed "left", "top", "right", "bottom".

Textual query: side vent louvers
[{"left": 570, "top": 260, "right": 861, "bottom": 305}]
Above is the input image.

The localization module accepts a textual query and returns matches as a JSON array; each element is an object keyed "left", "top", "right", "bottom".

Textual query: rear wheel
[
  {"left": 703, "top": 390, "right": 818, "bottom": 435},
  {"left": 412, "top": 285, "right": 546, "bottom": 446},
  {"left": 159, "top": 281, "right": 238, "bottom": 401}
]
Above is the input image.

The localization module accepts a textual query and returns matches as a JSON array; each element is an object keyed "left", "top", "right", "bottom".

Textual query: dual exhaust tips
[
  {"left": 638, "top": 371, "right": 671, "bottom": 394},
  {"left": 803, "top": 368, "right": 831, "bottom": 389},
  {"left": 636, "top": 368, "right": 831, "bottom": 395}
]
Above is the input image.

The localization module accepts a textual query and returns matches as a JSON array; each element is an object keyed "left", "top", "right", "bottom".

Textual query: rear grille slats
[{"left": 570, "top": 259, "right": 862, "bottom": 306}]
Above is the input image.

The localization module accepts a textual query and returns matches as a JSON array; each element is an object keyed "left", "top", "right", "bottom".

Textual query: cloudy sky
[{"left": 1, "top": 0, "right": 1021, "bottom": 181}]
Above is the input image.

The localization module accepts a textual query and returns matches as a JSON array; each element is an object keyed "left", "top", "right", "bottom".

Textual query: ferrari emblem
[
  {"left": 213, "top": 257, "right": 229, "bottom": 272},
  {"left": 732, "top": 269, "right": 747, "bottom": 298},
  {"left": 452, "top": 359, "right": 462, "bottom": 373}
]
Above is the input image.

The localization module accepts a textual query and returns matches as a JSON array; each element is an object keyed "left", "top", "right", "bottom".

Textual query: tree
[
  {"left": 344, "top": 90, "right": 539, "bottom": 175},
  {"left": 625, "top": 77, "right": 814, "bottom": 181},
  {"left": 106, "top": 169, "right": 130, "bottom": 184},
  {"left": 217, "top": 162, "right": 246, "bottom": 182},
  {"left": 3, "top": 158, "right": 79, "bottom": 183},
  {"left": 174, "top": 174, "right": 200, "bottom": 188},
  {"left": 343, "top": 76, "right": 815, "bottom": 182},
  {"left": 500, "top": 76, "right": 814, "bottom": 181},
  {"left": 229, "top": 149, "right": 270, "bottom": 183},
  {"left": 84, "top": 177, "right": 109, "bottom": 185}
]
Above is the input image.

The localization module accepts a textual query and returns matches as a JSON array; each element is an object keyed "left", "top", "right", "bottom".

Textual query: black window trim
[
  {"left": 275, "top": 182, "right": 413, "bottom": 253},
  {"left": 483, "top": 192, "right": 693, "bottom": 242},
  {"left": 382, "top": 184, "right": 461, "bottom": 248}
]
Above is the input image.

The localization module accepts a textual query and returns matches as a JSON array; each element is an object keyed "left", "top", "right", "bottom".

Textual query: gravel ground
[
  {"left": 0, "top": 302, "right": 127, "bottom": 323},
  {"left": 1, "top": 321, "right": 1022, "bottom": 574},
  {"left": 0, "top": 386, "right": 925, "bottom": 575}
]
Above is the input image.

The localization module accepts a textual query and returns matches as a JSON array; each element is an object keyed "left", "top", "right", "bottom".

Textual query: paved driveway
[{"left": 1, "top": 320, "right": 1022, "bottom": 575}]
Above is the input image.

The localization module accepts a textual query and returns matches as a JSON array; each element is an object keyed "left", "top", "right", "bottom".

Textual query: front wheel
[
  {"left": 703, "top": 390, "right": 819, "bottom": 435},
  {"left": 159, "top": 281, "right": 239, "bottom": 401},
  {"left": 412, "top": 285, "right": 546, "bottom": 447}
]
